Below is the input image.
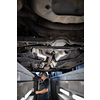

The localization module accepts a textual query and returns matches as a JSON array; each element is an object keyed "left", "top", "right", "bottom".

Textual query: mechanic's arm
[
  {"left": 33, "top": 73, "right": 43, "bottom": 82},
  {"left": 36, "top": 88, "right": 48, "bottom": 94}
]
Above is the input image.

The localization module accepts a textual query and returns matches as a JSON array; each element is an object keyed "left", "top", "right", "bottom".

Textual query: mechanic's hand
[{"left": 36, "top": 91, "right": 40, "bottom": 94}]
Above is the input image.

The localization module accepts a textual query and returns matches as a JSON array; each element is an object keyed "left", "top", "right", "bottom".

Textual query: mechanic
[{"left": 35, "top": 72, "right": 50, "bottom": 100}]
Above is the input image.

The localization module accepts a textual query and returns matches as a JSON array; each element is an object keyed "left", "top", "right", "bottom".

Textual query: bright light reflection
[
  {"left": 60, "top": 88, "right": 69, "bottom": 96},
  {"left": 20, "top": 88, "right": 34, "bottom": 100},
  {"left": 72, "top": 94, "right": 84, "bottom": 100},
  {"left": 20, "top": 97, "right": 25, "bottom": 100}
]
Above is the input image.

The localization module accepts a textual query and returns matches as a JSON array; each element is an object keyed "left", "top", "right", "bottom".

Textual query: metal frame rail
[
  {"left": 17, "top": 62, "right": 36, "bottom": 100},
  {"left": 50, "top": 68, "right": 84, "bottom": 100}
]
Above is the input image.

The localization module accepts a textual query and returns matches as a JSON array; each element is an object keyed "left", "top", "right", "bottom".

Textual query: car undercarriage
[{"left": 17, "top": 0, "right": 84, "bottom": 72}]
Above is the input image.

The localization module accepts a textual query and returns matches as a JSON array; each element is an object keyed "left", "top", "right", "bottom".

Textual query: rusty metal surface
[
  {"left": 17, "top": 7, "right": 84, "bottom": 30},
  {"left": 17, "top": 17, "right": 84, "bottom": 42},
  {"left": 52, "top": 0, "right": 84, "bottom": 16},
  {"left": 39, "top": 20, "right": 84, "bottom": 30},
  {"left": 26, "top": 0, "right": 84, "bottom": 24}
]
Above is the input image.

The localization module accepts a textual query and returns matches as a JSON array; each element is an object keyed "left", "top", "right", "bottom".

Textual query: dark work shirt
[{"left": 38, "top": 78, "right": 50, "bottom": 100}]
